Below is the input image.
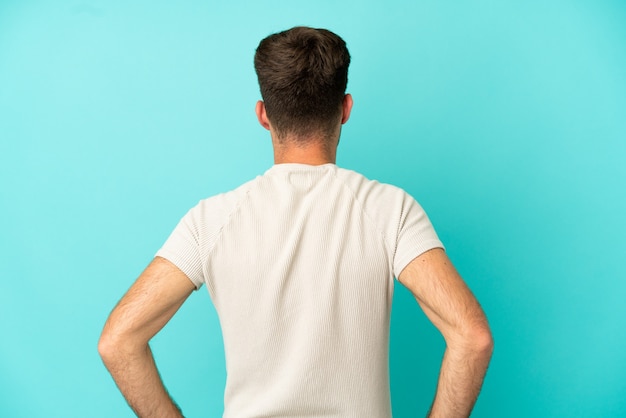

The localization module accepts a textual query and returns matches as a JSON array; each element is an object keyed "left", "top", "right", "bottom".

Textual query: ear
[
  {"left": 255, "top": 101, "right": 271, "bottom": 130},
  {"left": 341, "top": 94, "right": 353, "bottom": 125}
]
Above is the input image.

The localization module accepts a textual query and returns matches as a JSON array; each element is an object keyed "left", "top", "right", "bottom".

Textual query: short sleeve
[
  {"left": 392, "top": 194, "right": 444, "bottom": 278},
  {"left": 155, "top": 205, "right": 205, "bottom": 290}
]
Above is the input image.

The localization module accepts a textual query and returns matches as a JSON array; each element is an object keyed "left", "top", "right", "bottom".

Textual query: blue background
[{"left": 1, "top": 0, "right": 625, "bottom": 416}]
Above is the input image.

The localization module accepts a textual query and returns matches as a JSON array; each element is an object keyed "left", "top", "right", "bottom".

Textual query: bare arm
[
  {"left": 398, "top": 248, "right": 493, "bottom": 418},
  {"left": 98, "top": 257, "right": 196, "bottom": 418}
]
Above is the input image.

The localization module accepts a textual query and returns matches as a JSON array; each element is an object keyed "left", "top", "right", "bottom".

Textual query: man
[{"left": 98, "top": 26, "right": 493, "bottom": 418}]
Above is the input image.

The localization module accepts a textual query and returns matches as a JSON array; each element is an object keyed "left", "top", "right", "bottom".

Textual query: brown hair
[{"left": 254, "top": 26, "right": 351, "bottom": 141}]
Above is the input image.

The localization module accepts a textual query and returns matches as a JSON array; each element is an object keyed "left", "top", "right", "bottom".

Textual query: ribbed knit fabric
[{"left": 156, "top": 163, "right": 443, "bottom": 417}]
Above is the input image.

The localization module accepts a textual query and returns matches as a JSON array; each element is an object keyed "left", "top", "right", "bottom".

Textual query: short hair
[{"left": 254, "top": 26, "right": 351, "bottom": 142}]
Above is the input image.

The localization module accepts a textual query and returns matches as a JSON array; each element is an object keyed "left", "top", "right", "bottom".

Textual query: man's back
[
  {"left": 157, "top": 163, "right": 442, "bottom": 417},
  {"left": 98, "top": 27, "right": 492, "bottom": 418}
]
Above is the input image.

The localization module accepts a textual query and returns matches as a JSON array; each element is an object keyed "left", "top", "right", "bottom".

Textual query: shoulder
[
  {"left": 334, "top": 167, "right": 415, "bottom": 210},
  {"left": 187, "top": 175, "right": 263, "bottom": 226}
]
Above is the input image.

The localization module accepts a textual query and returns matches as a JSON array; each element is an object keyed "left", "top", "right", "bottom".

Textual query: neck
[{"left": 271, "top": 136, "right": 338, "bottom": 166}]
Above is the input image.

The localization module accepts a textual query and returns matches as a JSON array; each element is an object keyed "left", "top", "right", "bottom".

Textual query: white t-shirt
[{"left": 157, "top": 163, "right": 443, "bottom": 417}]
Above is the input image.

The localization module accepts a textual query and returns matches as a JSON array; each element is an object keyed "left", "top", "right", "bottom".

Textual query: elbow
[
  {"left": 98, "top": 327, "right": 147, "bottom": 366},
  {"left": 98, "top": 327, "right": 129, "bottom": 365},
  {"left": 448, "top": 324, "right": 494, "bottom": 358},
  {"left": 474, "top": 326, "right": 494, "bottom": 356},
  {"left": 466, "top": 324, "right": 494, "bottom": 358},
  {"left": 98, "top": 331, "right": 118, "bottom": 364}
]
